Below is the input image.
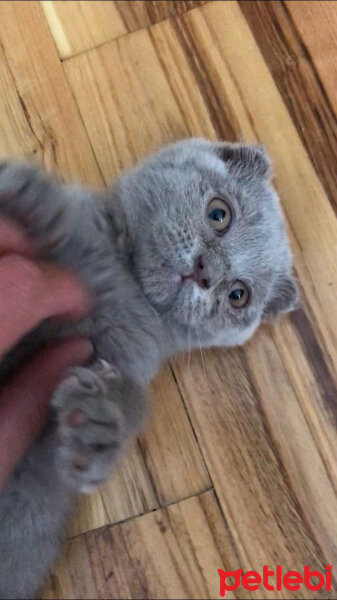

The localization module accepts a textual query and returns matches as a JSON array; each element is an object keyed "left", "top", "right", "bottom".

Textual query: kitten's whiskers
[{"left": 196, "top": 324, "right": 207, "bottom": 380}]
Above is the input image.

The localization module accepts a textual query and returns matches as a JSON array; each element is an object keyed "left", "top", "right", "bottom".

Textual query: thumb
[{"left": 0, "top": 338, "right": 93, "bottom": 490}]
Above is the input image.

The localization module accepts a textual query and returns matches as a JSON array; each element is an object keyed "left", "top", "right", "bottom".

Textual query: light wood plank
[
  {"left": 41, "top": 1, "right": 128, "bottom": 59},
  {"left": 173, "top": 343, "right": 336, "bottom": 598},
  {"left": 43, "top": 491, "right": 248, "bottom": 600},
  {"left": 286, "top": 0, "right": 337, "bottom": 116},
  {"left": 42, "top": 1, "right": 208, "bottom": 59},
  {"left": 0, "top": 1, "right": 101, "bottom": 184},
  {"left": 0, "top": 43, "right": 36, "bottom": 158},
  {"left": 63, "top": 28, "right": 192, "bottom": 181},
  {"left": 96, "top": 364, "right": 211, "bottom": 529},
  {"left": 245, "top": 325, "right": 337, "bottom": 561}
]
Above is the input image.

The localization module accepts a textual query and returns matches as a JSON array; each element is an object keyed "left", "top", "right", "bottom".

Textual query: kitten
[{"left": 0, "top": 139, "right": 297, "bottom": 598}]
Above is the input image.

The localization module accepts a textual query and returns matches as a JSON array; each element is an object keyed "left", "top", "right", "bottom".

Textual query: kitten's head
[{"left": 111, "top": 138, "right": 298, "bottom": 348}]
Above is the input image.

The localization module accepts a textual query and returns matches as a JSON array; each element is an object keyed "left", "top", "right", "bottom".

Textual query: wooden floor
[{"left": 0, "top": 1, "right": 336, "bottom": 598}]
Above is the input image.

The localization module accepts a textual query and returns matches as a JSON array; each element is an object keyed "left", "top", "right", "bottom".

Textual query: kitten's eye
[
  {"left": 229, "top": 281, "right": 250, "bottom": 308},
  {"left": 207, "top": 198, "right": 232, "bottom": 233}
]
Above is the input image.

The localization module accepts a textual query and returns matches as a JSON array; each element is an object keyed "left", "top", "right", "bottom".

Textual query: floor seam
[
  {"left": 59, "top": 3, "right": 212, "bottom": 63},
  {"left": 67, "top": 485, "right": 214, "bottom": 541}
]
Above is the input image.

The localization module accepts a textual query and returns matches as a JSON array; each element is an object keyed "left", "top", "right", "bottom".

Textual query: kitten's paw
[
  {"left": 0, "top": 159, "right": 68, "bottom": 250},
  {"left": 52, "top": 361, "right": 126, "bottom": 493}
]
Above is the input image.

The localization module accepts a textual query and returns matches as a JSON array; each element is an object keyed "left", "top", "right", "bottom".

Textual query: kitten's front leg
[
  {"left": 52, "top": 360, "right": 147, "bottom": 492},
  {"left": 0, "top": 160, "right": 77, "bottom": 251}
]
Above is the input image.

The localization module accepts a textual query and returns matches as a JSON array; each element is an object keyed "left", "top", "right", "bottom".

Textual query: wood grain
[
  {"left": 240, "top": 1, "right": 337, "bottom": 213},
  {"left": 1, "top": 0, "right": 336, "bottom": 597},
  {"left": 64, "top": 27, "right": 193, "bottom": 181},
  {"left": 180, "top": 0, "right": 337, "bottom": 574},
  {"left": 115, "top": 1, "right": 208, "bottom": 32},
  {"left": 183, "top": 2, "right": 337, "bottom": 362},
  {"left": 173, "top": 347, "right": 334, "bottom": 599},
  {"left": 68, "top": 366, "right": 211, "bottom": 537},
  {"left": 0, "top": 1, "right": 102, "bottom": 184},
  {"left": 43, "top": 491, "right": 247, "bottom": 600},
  {"left": 69, "top": 364, "right": 210, "bottom": 536},
  {"left": 60, "top": 2, "right": 337, "bottom": 594},
  {"left": 42, "top": 1, "right": 207, "bottom": 59},
  {"left": 285, "top": 0, "right": 337, "bottom": 115},
  {"left": 41, "top": 1, "right": 128, "bottom": 59}
]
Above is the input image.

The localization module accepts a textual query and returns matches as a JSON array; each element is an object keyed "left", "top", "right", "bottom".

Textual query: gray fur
[{"left": 0, "top": 138, "right": 297, "bottom": 598}]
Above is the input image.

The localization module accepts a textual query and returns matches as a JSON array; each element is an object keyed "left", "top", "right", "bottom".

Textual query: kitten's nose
[{"left": 192, "top": 255, "right": 210, "bottom": 290}]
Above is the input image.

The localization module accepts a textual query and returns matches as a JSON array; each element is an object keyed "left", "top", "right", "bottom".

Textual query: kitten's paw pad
[{"left": 53, "top": 362, "right": 125, "bottom": 493}]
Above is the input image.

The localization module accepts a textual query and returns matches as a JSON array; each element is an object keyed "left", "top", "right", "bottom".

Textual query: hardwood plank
[
  {"left": 42, "top": 491, "right": 249, "bottom": 600},
  {"left": 0, "top": 43, "right": 36, "bottom": 158},
  {"left": 285, "top": 0, "right": 337, "bottom": 115},
  {"left": 240, "top": 1, "right": 337, "bottom": 214},
  {"left": 42, "top": 1, "right": 207, "bottom": 59},
  {"left": 173, "top": 345, "right": 336, "bottom": 598},
  {"left": 68, "top": 438, "right": 157, "bottom": 537},
  {"left": 97, "top": 364, "right": 211, "bottom": 528},
  {"left": 68, "top": 365, "right": 211, "bottom": 536},
  {"left": 115, "top": 1, "right": 208, "bottom": 32},
  {"left": 175, "top": 338, "right": 337, "bottom": 598},
  {"left": 273, "top": 311, "right": 337, "bottom": 492},
  {"left": 41, "top": 1, "right": 128, "bottom": 59},
  {"left": 63, "top": 28, "right": 192, "bottom": 181},
  {"left": 0, "top": 1, "right": 101, "bottom": 184},
  {"left": 245, "top": 325, "right": 337, "bottom": 561}
]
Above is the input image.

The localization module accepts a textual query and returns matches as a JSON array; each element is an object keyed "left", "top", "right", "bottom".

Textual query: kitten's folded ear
[
  {"left": 218, "top": 142, "right": 271, "bottom": 180},
  {"left": 263, "top": 274, "right": 299, "bottom": 318}
]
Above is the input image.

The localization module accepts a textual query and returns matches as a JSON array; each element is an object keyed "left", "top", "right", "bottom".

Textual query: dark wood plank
[
  {"left": 240, "top": 0, "right": 337, "bottom": 215},
  {"left": 116, "top": 1, "right": 208, "bottom": 32}
]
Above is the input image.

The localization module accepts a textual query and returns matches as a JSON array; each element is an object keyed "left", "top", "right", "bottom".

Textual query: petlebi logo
[{"left": 218, "top": 564, "right": 332, "bottom": 596}]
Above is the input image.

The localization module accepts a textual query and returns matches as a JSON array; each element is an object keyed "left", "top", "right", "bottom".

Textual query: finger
[
  {"left": 0, "top": 255, "right": 91, "bottom": 351},
  {"left": 0, "top": 218, "right": 35, "bottom": 255},
  {"left": 0, "top": 337, "right": 93, "bottom": 490}
]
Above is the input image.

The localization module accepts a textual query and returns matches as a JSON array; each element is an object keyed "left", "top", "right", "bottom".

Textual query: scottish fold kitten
[{"left": 0, "top": 139, "right": 297, "bottom": 598}]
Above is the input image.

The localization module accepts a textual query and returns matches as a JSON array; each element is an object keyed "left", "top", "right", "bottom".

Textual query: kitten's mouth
[
  {"left": 180, "top": 268, "right": 210, "bottom": 291},
  {"left": 170, "top": 271, "right": 195, "bottom": 288},
  {"left": 162, "top": 270, "right": 195, "bottom": 307}
]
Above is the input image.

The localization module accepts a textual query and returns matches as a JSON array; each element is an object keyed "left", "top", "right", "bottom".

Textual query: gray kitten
[{"left": 0, "top": 138, "right": 297, "bottom": 598}]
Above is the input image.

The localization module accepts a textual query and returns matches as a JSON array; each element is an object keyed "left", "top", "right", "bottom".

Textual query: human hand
[{"left": 0, "top": 218, "right": 92, "bottom": 490}]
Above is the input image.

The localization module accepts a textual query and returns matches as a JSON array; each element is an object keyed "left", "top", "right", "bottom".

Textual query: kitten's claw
[{"left": 52, "top": 361, "right": 125, "bottom": 493}]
